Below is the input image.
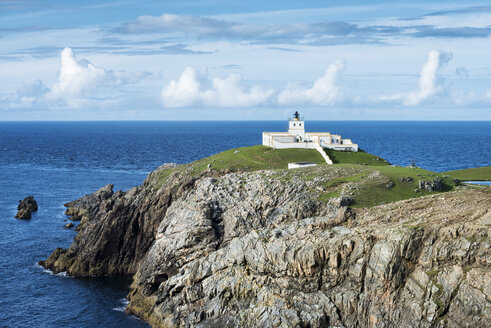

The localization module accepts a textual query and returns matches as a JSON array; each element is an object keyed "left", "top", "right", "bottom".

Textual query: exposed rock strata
[
  {"left": 15, "top": 196, "right": 38, "bottom": 219},
  {"left": 40, "top": 164, "right": 209, "bottom": 276},
  {"left": 40, "top": 165, "right": 491, "bottom": 327}
]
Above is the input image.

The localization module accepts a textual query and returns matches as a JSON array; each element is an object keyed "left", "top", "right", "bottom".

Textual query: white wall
[
  {"left": 273, "top": 142, "right": 317, "bottom": 149},
  {"left": 324, "top": 144, "right": 358, "bottom": 151}
]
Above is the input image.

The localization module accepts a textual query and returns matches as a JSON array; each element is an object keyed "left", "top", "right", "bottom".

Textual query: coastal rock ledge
[{"left": 40, "top": 165, "right": 491, "bottom": 328}]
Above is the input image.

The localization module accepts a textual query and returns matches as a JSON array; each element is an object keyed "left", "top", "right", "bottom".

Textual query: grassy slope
[
  {"left": 324, "top": 148, "right": 390, "bottom": 166},
  {"left": 155, "top": 145, "right": 465, "bottom": 207},
  {"left": 189, "top": 145, "right": 325, "bottom": 172},
  {"left": 337, "top": 165, "right": 456, "bottom": 208},
  {"left": 442, "top": 166, "right": 491, "bottom": 181},
  {"left": 154, "top": 145, "right": 325, "bottom": 186}
]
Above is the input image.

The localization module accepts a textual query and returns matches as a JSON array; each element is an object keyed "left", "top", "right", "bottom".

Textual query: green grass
[
  {"left": 190, "top": 145, "right": 325, "bottom": 173},
  {"left": 316, "top": 164, "right": 458, "bottom": 208},
  {"left": 323, "top": 173, "right": 366, "bottom": 188},
  {"left": 442, "top": 166, "right": 491, "bottom": 181},
  {"left": 348, "top": 165, "right": 456, "bottom": 208},
  {"left": 317, "top": 191, "right": 340, "bottom": 202},
  {"left": 153, "top": 145, "right": 326, "bottom": 187},
  {"left": 153, "top": 145, "right": 461, "bottom": 207},
  {"left": 324, "top": 148, "right": 390, "bottom": 166}
]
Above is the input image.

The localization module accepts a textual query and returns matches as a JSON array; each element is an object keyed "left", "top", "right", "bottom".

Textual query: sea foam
[{"left": 113, "top": 298, "right": 130, "bottom": 312}]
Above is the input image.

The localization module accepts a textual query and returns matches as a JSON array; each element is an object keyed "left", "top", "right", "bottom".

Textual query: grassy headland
[
  {"left": 154, "top": 145, "right": 325, "bottom": 186},
  {"left": 153, "top": 145, "right": 475, "bottom": 207},
  {"left": 189, "top": 145, "right": 325, "bottom": 172},
  {"left": 443, "top": 166, "right": 491, "bottom": 181}
]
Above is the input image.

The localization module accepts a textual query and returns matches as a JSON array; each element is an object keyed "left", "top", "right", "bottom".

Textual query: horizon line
[{"left": 1, "top": 118, "right": 491, "bottom": 122}]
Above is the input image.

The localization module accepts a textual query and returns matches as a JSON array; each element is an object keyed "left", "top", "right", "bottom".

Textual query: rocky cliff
[{"left": 40, "top": 162, "right": 491, "bottom": 328}]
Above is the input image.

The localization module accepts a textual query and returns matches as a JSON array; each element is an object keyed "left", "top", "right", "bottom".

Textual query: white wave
[
  {"left": 113, "top": 298, "right": 130, "bottom": 312},
  {"left": 35, "top": 262, "right": 54, "bottom": 275},
  {"left": 35, "top": 263, "right": 69, "bottom": 277}
]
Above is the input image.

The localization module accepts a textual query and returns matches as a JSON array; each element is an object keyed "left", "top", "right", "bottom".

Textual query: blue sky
[{"left": 0, "top": 0, "right": 490, "bottom": 120}]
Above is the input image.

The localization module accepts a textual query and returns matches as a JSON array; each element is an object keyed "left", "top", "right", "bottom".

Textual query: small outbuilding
[{"left": 288, "top": 161, "right": 318, "bottom": 169}]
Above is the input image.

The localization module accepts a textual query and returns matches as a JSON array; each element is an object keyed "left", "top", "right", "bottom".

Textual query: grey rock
[
  {"left": 398, "top": 177, "right": 414, "bottom": 183},
  {"left": 154, "top": 163, "right": 180, "bottom": 172},
  {"left": 15, "top": 196, "right": 38, "bottom": 219},
  {"left": 418, "top": 177, "right": 443, "bottom": 191}
]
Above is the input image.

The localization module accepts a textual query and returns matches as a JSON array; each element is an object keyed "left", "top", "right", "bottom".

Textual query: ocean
[{"left": 0, "top": 121, "right": 489, "bottom": 327}]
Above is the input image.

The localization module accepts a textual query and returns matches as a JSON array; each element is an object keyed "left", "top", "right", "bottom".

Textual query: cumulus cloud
[
  {"left": 161, "top": 67, "right": 274, "bottom": 108},
  {"left": 277, "top": 60, "right": 346, "bottom": 106},
  {"left": 1, "top": 47, "right": 150, "bottom": 109},
  {"left": 378, "top": 50, "right": 452, "bottom": 106},
  {"left": 404, "top": 50, "right": 452, "bottom": 106},
  {"left": 46, "top": 48, "right": 108, "bottom": 99}
]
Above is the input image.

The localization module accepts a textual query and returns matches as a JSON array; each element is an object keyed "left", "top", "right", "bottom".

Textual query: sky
[{"left": 0, "top": 0, "right": 490, "bottom": 120}]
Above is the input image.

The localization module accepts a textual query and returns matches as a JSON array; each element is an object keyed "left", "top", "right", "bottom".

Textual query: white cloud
[
  {"left": 404, "top": 50, "right": 452, "bottom": 105},
  {"left": 46, "top": 48, "right": 108, "bottom": 99},
  {"left": 115, "top": 13, "right": 394, "bottom": 46},
  {"left": 161, "top": 67, "right": 274, "bottom": 108},
  {"left": 0, "top": 79, "right": 49, "bottom": 110},
  {"left": 277, "top": 59, "right": 346, "bottom": 106},
  {"left": 378, "top": 50, "right": 452, "bottom": 106},
  {"left": 161, "top": 67, "right": 201, "bottom": 107},
  {"left": 0, "top": 48, "right": 151, "bottom": 110}
]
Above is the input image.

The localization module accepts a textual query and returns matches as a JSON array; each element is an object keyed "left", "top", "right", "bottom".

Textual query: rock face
[
  {"left": 40, "top": 165, "right": 491, "bottom": 328},
  {"left": 15, "top": 196, "right": 38, "bottom": 219},
  {"left": 40, "top": 165, "right": 208, "bottom": 276},
  {"left": 64, "top": 184, "right": 114, "bottom": 221}
]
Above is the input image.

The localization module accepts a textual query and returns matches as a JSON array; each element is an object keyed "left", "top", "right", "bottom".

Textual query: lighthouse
[
  {"left": 262, "top": 111, "right": 358, "bottom": 152},
  {"left": 288, "top": 111, "right": 305, "bottom": 140}
]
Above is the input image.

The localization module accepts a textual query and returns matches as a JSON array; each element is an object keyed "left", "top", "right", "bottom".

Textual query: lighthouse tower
[{"left": 288, "top": 111, "right": 305, "bottom": 140}]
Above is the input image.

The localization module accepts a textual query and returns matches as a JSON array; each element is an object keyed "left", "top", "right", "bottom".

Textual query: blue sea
[{"left": 0, "top": 121, "right": 490, "bottom": 327}]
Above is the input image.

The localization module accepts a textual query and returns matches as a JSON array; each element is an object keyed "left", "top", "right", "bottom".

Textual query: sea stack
[{"left": 15, "top": 196, "right": 38, "bottom": 220}]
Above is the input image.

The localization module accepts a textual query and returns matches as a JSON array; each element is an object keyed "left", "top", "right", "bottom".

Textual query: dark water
[{"left": 0, "top": 121, "right": 489, "bottom": 327}]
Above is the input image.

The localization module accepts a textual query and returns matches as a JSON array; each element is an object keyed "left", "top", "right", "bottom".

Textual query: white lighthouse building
[{"left": 262, "top": 111, "right": 358, "bottom": 152}]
